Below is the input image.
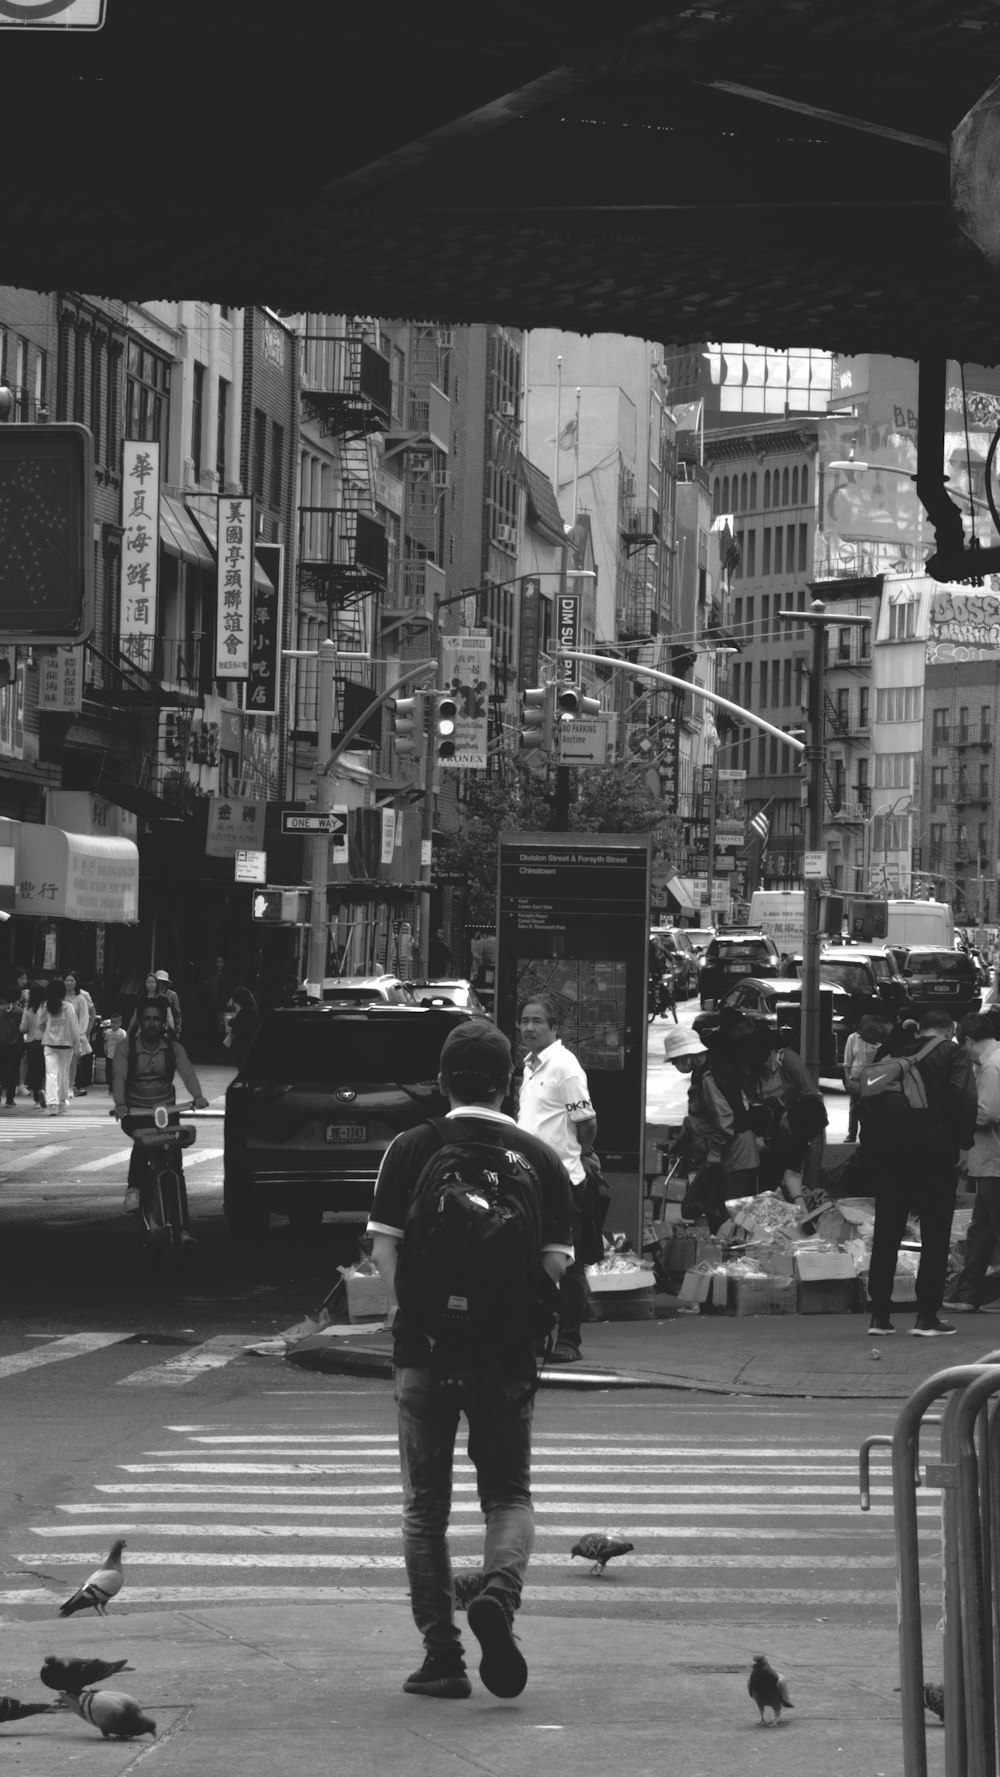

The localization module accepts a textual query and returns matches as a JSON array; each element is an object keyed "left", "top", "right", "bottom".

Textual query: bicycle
[{"left": 119, "top": 1103, "right": 200, "bottom": 1272}]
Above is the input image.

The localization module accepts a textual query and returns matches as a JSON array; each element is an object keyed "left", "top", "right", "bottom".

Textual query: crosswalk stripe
[
  {"left": 0, "top": 1142, "right": 69, "bottom": 1174},
  {"left": 138, "top": 1454, "right": 878, "bottom": 1476},
  {"left": 117, "top": 1336, "right": 255, "bottom": 1388},
  {"left": 17, "top": 1547, "right": 909, "bottom": 1578},
  {"left": 76, "top": 1150, "right": 130, "bottom": 1172},
  {"left": 0, "top": 1331, "right": 133, "bottom": 1380},
  {"left": 111, "top": 1464, "right": 902, "bottom": 1496}
]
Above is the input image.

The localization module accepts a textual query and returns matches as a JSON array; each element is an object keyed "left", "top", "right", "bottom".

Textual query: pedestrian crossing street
[{"left": 3, "top": 1415, "right": 947, "bottom": 1620}]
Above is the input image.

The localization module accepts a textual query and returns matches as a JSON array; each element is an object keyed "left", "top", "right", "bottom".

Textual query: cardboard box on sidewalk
[
  {"left": 344, "top": 1271, "right": 390, "bottom": 1322},
  {"left": 725, "top": 1274, "right": 796, "bottom": 1316}
]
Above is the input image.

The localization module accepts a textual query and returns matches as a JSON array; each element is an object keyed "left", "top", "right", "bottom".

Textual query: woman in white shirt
[
  {"left": 63, "top": 971, "right": 96, "bottom": 1097},
  {"left": 38, "top": 979, "right": 81, "bottom": 1115}
]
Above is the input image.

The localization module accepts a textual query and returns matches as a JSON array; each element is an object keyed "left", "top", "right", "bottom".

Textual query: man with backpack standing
[
  {"left": 860, "top": 1008, "right": 977, "bottom": 1337},
  {"left": 367, "top": 1021, "right": 575, "bottom": 1703}
]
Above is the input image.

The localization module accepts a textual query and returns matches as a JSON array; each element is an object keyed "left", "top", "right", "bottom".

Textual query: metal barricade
[{"left": 862, "top": 1352, "right": 1000, "bottom": 1777}]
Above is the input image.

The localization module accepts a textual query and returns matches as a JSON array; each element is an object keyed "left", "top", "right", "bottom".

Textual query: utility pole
[{"left": 307, "top": 638, "right": 337, "bottom": 987}]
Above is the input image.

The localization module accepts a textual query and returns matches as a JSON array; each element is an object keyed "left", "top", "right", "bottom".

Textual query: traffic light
[
  {"left": 520, "top": 683, "right": 554, "bottom": 753},
  {"left": 434, "top": 691, "right": 459, "bottom": 760},
  {"left": 556, "top": 684, "right": 601, "bottom": 721},
  {"left": 392, "top": 693, "right": 425, "bottom": 756},
  {"left": 0, "top": 423, "right": 94, "bottom": 643},
  {"left": 252, "top": 888, "right": 309, "bottom": 923}
]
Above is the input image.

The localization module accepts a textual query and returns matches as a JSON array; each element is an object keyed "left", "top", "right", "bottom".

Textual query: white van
[
  {"left": 885, "top": 899, "right": 954, "bottom": 951},
  {"left": 747, "top": 890, "right": 805, "bottom": 961}
]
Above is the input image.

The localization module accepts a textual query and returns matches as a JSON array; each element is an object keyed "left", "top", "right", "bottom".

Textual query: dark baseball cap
[{"left": 438, "top": 1020, "right": 512, "bottom": 1085}]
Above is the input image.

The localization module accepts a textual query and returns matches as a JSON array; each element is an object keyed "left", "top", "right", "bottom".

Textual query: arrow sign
[
  {"left": 556, "top": 718, "right": 608, "bottom": 766},
  {"left": 281, "top": 811, "right": 335, "bottom": 834}
]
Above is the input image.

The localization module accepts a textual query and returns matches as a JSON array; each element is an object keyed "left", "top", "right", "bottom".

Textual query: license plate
[
  {"left": 326, "top": 1123, "right": 367, "bottom": 1144},
  {"left": 928, "top": 984, "right": 953, "bottom": 995}
]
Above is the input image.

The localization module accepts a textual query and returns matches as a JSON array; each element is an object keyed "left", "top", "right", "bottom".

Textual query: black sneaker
[
  {"left": 467, "top": 1589, "right": 527, "bottom": 1698},
  {"left": 402, "top": 1654, "right": 471, "bottom": 1699},
  {"left": 868, "top": 1316, "right": 896, "bottom": 1336},
  {"left": 946, "top": 1300, "right": 979, "bottom": 1314},
  {"left": 911, "top": 1317, "right": 956, "bottom": 1337}
]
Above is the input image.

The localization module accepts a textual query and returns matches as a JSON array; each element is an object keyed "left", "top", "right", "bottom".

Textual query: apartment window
[
  {"left": 270, "top": 421, "right": 284, "bottom": 509},
  {"left": 742, "top": 728, "right": 751, "bottom": 772},
  {"left": 760, "top": 662, "right": 768, "bottom": 707},
  {"left": 801, "top": 466, "right": 809, "bottom": 504},
  {"left": 958, "top": 706, "right": 969, "bottom": 744},
  {"left": 762, "top": 528, "right": 771, "bottom": 575},
  {"left": 932, "top": 707, "right": 949, "bottom": 743},
  {"left": 750, "top": 471, "right": 757, "bottom": 507},
  {"left": 774, "top": 528, "right": 783, "bottom": 575},
  {"left": 831, "top": 757, "right": 846, "bottom": 808},
  {"left": 72, "top": 332, "right": 85, "bottom": 424},
  {"left": 792, "top": 467, "right": 799, "bottom": 504},
  {"left": 190, "top": 361, "right": 204, "bottom": 481},
  {"left": 761, "top": 595, "right": 769, "bottom": 639},
  {"left": 732, "top": 663, "right": 741, "bottom": 707},
  {"left": 713, "top": 477, "right": 721, "bottom": 513},
  {"left": 34, "top": 348, "right": 47, "bottom": 416},
  {"left": 745, "top": 598, "right": 754, "bottom": 635},
  {"left": 980, "top": 764, "right": 990, "bottom": 799},
  {"left": 216, "top": 376, "right": 229, "bottom": 488},
  {"left": 786, "top": 524, "right": 795, "bottom": 572},
  {"left": 745, "top": 530, "right": 756, "bottom": 577},
  {"left": 931, "top": 765, "right": 947, "bottom": 802},
  {"left": 888, "top": 598, "right": 917, "bottom": 640},
  {"left": 252, "top": 408, "right": 267, "bottom": 499},
  {"left": 874, "top": 815, "right": 908, "bottom": 853},
  {"left": 757, "top": 732, "right": 766, "bottom": 773},
  {"left": 982, "top": 705, "right": 991, "bottom": 743},
  {"left": 857, "top": 757, "right": 869, "bottom": 799},
  {"left": 929, "top": 823, "right": 945, "bottom": 857},
  {"left": 836, "top": 687, "right": 849, "bottom": 728},
  {"left": 89, "top": 333, "right": 103, "bottom": 463},
  {"left": 734, "top": 597, "right": 743, "bottom": 634},
  {"left": 772, "top": 600, "right": 782, "bottom": 638},
  {"left": 979, "top": 822, "right": 988, "bottom": 861},
  {"left": 125, "top": 341, "right": 170, "bottom": 444},
  {"left": 391, "top": 345, "right": 405, "bottom": 423},
  {"left": 769, "top": 735, "right": 778, "bottom": 773},
  {"left": 782, "top": 657, "right": 792, "bottom": 706},
  {"left": 782, "top": 468, "right": 790, "bottom": 503},
  {"left": 798, "top": 523, "right": 808, "bottom": 571},
  {"left": 874, "top": 753, "right": 913, "bottom": 789},
  {"left": 858, "top": 686, "right": 869, "bottom": 731},
  {"left": 875, "top": 685, "right": 922, "bottom": 723},
  {"left": 763, "top": 470, "right": 771, "bottom": 505}
]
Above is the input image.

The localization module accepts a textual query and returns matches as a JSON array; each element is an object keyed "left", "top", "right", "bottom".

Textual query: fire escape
[
  {"left": 950, "top": 716, "right": 992, "bottom": 874},
  {"left": 616, "top": 474, "right": 661, "bottom": 643},
  {"left": 299, "top": 327, "right": 391, "bottom": 653},
  {"left": 379, "top": 348, "right": 452, "bottom": 638}
]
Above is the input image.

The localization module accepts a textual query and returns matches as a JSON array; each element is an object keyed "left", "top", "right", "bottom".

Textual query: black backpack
[
  {"left": 857, "top": 1034, "right": 948, "bottom": 1152},
  {"left": 394, "top": 1118, "right": 547, "bottom": 1347}
]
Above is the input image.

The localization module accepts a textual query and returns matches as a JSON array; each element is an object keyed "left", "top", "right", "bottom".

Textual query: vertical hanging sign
[
  {"left": 215, "top": 496, "right": 253, "bottom": 679},
  {"left": 557, "top": 592, "right": 580, "bottom": 685},
  {"left": 249, "top": 541, "right": 283, "bottom": 715},
  {"left": 121, "top": 440, "right": 160, "bottom": 673}
]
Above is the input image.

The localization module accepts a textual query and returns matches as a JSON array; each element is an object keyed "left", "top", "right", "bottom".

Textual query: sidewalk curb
[{"left": 284, "top": 1338, "right": 683, "bottom": 1390}]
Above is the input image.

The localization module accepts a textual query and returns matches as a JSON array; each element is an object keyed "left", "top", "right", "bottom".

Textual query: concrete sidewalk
[
  {"left": 288, "top": 1298, "right": 1000, "bottom": 1399},
  {"left": 0, "top": 1604, "right": 938, "bottom": 1777}
]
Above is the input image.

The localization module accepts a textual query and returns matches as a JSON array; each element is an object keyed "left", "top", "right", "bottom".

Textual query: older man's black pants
[{"left": 866, "top": 1155, "right": 958, "bottom": 1321}]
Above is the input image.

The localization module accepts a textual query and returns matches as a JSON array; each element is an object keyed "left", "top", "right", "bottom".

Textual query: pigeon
[
  {"left": 453, "top": 1571, "right": 486, "bottom": 1612},
  {"left": 57, "top": 1539, "right": 126, "bottom": 1618},
  {"left": 748, "top": 1653, "right": 794, "bottom": 1725},
  {"left": 52, "top": 1688, "right": 156, "bottom": 1741},
  {"left": 923, "top": 1682, "right": 945, "bottom": 1721},
  {"left": 41, "top": 1654, "right": 133, "bottom": 1694},
  {"left": 0, "top": 1695, "right": 53, "bottom": 1722},
  {"left": 570, "top": 1533, "right": 635, "bottom": 1576}
]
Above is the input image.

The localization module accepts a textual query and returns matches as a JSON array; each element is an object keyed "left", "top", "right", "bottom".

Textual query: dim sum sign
[{"left": 927, "top": 589, "right": 1000, "bottom": 663}]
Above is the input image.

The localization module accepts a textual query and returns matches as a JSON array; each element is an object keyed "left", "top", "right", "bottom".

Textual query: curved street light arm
[{"left": 556, "top": 649, "right": 806, "bottom": 753}]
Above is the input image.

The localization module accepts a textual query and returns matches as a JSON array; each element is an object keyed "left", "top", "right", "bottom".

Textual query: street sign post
[
  {"left": 235, "top": 849, "right": 267, "bottom": 884},
  {"left": 556, "top": 717, "right": 608, "bottom": 765},
  {"left": 281, "top": 810, "right": 336, "bottom": 835}
]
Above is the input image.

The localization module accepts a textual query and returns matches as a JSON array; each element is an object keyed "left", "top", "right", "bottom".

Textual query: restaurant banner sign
[
  {"left": 215, "top": 496, "right": 253, "bottom": 679},
  {"left": 121, "top": 441, "right": 160, "bottom": 672}
]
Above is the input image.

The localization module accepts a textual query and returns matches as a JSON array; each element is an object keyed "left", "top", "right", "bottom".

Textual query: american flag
[{"left": 749, "top": 808, "right": 770, "bottom": 846}]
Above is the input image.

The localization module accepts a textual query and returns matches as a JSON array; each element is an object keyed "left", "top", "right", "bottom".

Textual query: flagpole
[
  {"left": 570, "top": 386, "right": 581, "bottom": 530},
  {"left": 553, "top": 355, "right": 563, "bottom": 519}
]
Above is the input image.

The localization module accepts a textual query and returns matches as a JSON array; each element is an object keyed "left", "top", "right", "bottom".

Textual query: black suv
[
  {"left": 898, "top": 947, "right": 981, "bottom": 1021},
  {"left": 698, "top": 930, "right": 781, "bottom": 1009},
  {"left": 223, "top": 1003, "right": 472, "bottom": 1240},
  {"left": 817, "top": 946, "right": 910, "bottom": 1018}
]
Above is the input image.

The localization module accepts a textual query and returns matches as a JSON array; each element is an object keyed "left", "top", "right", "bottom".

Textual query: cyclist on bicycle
[{"left": 111, "top": 996, "right": 209, "bottom": 1243}]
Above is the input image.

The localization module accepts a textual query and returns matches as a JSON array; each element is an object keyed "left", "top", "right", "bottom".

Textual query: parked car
[
  {"left": 223, "top": 1003, "right": 472, "bottom": 1241},
  {"left": 692, "top": 976, "right": 850, "bottom": 1070},
  {"left": 650, "top": 929, "right": 699, "bottom": 998},
  {"left": 698, "top": 931, "right": 781, "bottom": 1009},
  {"left": 897, "top": 946, "right": 981, "bottom": 1021},
  {"left": 300, "top": 974, "right": 417, "bottom": 1006},
  {"left": 408, "top": 978, "right": 490, "bottom": 1015},
  {"left": 684, "top": 927, "right": 715, "bottom": 956},
  {"left": 819, "top": 943, "right": 911, "bottom": 1016}
]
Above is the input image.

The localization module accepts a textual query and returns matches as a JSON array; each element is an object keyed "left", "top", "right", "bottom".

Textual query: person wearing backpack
[
  {"left": 860, "top": 1008, "right": 977, "bottom": 1337},
  {"left": 367, "top": 1020, "right": 574, "bottom": 1703},
  {"left": 946, "top": 1013, "right": 1000, "bottom": 1314}
]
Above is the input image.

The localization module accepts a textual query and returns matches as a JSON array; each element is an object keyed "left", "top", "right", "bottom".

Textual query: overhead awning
[
  {"left": 666, "top": 876, "right": 697, "bottom": 915},
  {"left": 14, "top": 828, "right": 139, "bottom": 924},
  {"left": 160, "top": 493, "right": 214, "bottom": 569},
  {"left": 186, "top": 500, "right": 273, "bottom": 590},
  {"left": 95, "top": 778, "right": 189, "bottom": 824}
]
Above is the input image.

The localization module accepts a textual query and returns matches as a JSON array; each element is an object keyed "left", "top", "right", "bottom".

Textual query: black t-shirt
[{"left": 367, "top": 1106, "right": 576, "bottom": 1373}]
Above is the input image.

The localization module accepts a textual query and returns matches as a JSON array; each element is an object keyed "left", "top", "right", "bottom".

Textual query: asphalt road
[{"left": 0, "top": 1362, "right": 936, "bottom": 1631}]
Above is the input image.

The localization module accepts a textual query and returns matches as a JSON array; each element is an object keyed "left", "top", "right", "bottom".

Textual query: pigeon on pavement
[
  {"left": 0, "top": 1695, "right": 53, "bottom": 1722},
  {"left": 57, "top": 1540, "right": 126, "bottom": 1618},
  {"left": 570, "top": 1533, "right": 635, "bottom": 1576},
  {"left": 52, "top": 1688, "right": 156, "bottom": 1740},
  {"left": 748, "top": 1653, "right": 794, "bottom": 1725},
  {"left": 41, "top": 1655, "right": 132, "bottom": 1694}
]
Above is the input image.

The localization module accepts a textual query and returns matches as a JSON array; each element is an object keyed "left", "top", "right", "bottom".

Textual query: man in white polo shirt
[{"left": 517, "top": 992, "right": 598, "bottom": 1363}]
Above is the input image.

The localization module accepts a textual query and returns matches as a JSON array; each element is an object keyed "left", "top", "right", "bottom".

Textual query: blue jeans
[{"left": 394, "top": 1364, "right": 535, "bottom": 1657}]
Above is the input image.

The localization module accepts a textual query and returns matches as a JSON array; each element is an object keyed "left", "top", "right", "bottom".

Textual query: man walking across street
[
  {"left": 368, "top": 1022, "right": 574, "bottom": 1702},
  {"left": 861, "top": 1008, "right": 977, "bottom": 1337},
  {"left": 948, "top": 1013, "right": 1000, "bottom": 1313},
  {"left": 516, "top": 993, "right": 598, "bottom": 1364}
]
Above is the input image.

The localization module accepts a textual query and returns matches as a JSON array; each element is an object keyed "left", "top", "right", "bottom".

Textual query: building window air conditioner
[
  {"left": 436, "top": 329, "right": 455, "bottom": 349},
  {"left": 497, "top": 524, "right": 516, "bottom": 547},
  {"left": 501, "top": 402, "right": 516, "bottom": 419}
]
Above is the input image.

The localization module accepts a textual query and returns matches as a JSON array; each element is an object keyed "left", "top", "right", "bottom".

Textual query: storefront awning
[
  {"left": 160, "top": 493, "right": 214, "bottom": 569},
  {"left": 14, "top": 828, "right": 139, "bottom": 924},
  {"left": 186, "top": 500, "right": 274, "bottom": 590},
  {"left": 666, "top": 875, "right": 697, "bottom": 914}
]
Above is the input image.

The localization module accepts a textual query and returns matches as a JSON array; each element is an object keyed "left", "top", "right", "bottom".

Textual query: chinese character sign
[
  {"left": 206, "top": 796, "right": 265, "bottom": 859},
  {"left": 248, "top": 542, "right": 283, "bottom": 715},
  {"left": 439, "top": 635, "right": 491, "bottom": 770},
  {"left": 39, "top": 646, "right": 83, "bottom": 713},
  {"left": 215, "top": 496, "right": 253, "bottom": 679},
  {"left": 121, "top": 441, "right": 160, "bottom": 672}
]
